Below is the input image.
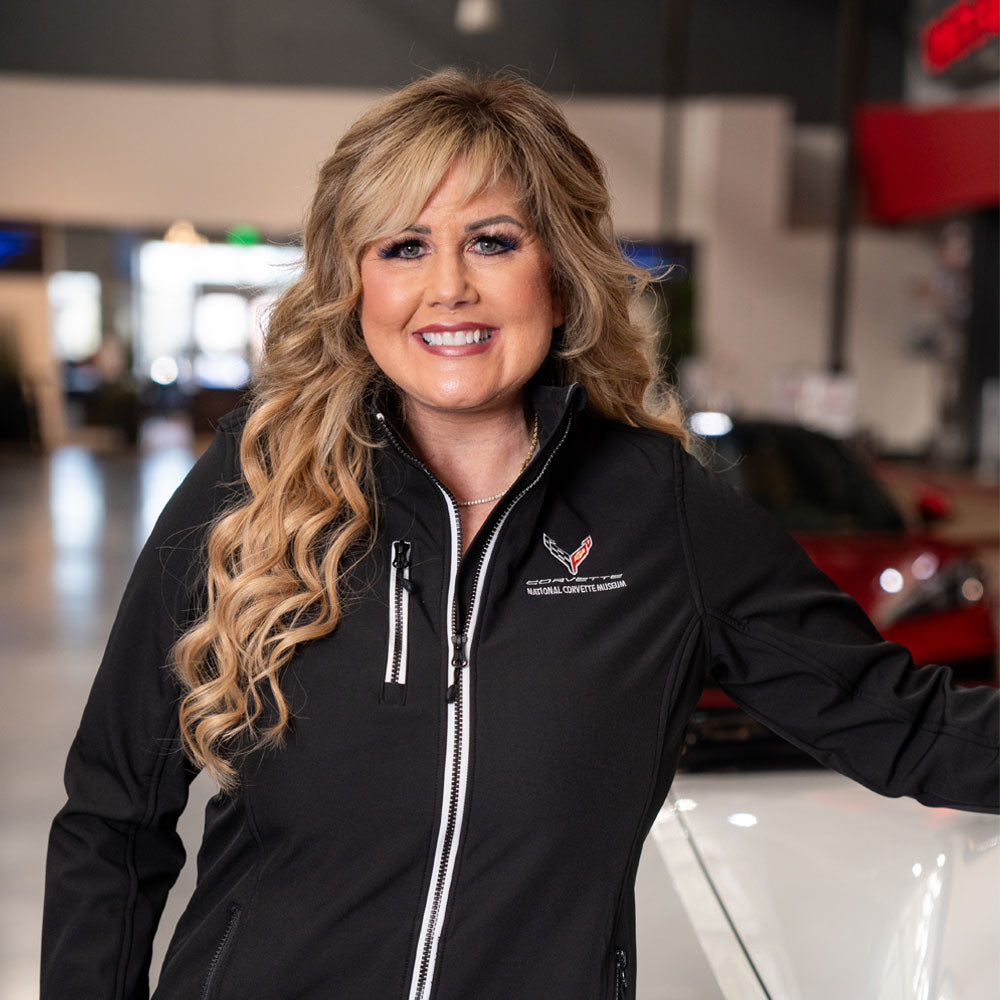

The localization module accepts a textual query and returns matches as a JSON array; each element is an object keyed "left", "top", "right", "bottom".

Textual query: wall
[
  {"left": 672, "top": 99, "right": 938, "bottom": 451},
  {"left": 0, "top": 74, "right": 666, "bottom": 237},
  {"left": 0, "top": 74, "right": 939, "bottom": 451}
]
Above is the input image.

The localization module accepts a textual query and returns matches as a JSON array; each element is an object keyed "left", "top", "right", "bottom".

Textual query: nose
[{"left": 425, "top": 250, "right": 478, "bottom": 310}]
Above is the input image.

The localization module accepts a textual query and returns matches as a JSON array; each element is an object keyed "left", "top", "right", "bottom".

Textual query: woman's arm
[
  {"left": 41, "top": 416, "right": 243, "bottom": 999},
  {"left": 675, "top": 444, "right": 999, "bottom": 813}
]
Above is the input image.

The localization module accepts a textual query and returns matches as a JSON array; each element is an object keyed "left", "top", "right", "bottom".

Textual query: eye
[
  {"left": 471, "top": 232, "right": 521, "bottom": 256},
  {"left": 378, "top": 238, "right": 426, "bottom": 260}
]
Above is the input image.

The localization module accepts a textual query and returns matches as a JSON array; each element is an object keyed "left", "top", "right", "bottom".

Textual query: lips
[{"left": 418, "top": 328, "right": 495, "bottom": 347}]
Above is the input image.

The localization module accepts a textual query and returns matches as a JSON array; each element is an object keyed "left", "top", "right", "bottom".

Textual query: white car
[{"left": 635, "top": 769, "right": 1000, "bottom": 1000}]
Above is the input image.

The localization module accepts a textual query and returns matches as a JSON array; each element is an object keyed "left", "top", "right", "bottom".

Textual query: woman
[{"left": 42, "top": 72, "right": 998, "bottom": 1000}]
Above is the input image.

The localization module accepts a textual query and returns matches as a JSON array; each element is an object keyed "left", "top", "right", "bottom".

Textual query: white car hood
[{"left": 643, "top": 770, "right": 999, "bottom": 1000}]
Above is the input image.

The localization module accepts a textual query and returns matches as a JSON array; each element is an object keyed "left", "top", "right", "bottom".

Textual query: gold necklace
[{"left": 456, "top": 414, "right": 539, "bottom": 507}]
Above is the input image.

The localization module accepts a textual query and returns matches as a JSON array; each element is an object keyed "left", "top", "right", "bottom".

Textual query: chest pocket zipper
[{"left": 382, "top": 540, "right": 412, "bottom": 704}]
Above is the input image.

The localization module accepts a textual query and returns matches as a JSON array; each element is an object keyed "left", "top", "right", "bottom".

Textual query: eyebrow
[
  {"left": 397, "top": 215, "right": 526, "bottom": 236},
  {"left": 465, "top": 215, "right": 525, "bottom": 231}
]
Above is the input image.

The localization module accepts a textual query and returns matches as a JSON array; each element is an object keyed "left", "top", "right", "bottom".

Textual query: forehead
[
  {"left": 363, "top": 148, "right": 530, "bottom": 243},
  {"left": 413, "top": 164, "right": 521, "bottom": 223}
]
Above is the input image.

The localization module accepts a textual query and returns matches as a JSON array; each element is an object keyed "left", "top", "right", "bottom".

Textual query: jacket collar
[
  {"left": 527, "top": 382, "right": 586, "bottom": 454},
  {"left": 371, "top": 381, "right": 586, "bottom": 454}
]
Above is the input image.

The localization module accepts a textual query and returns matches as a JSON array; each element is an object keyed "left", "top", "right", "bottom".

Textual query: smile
[{"left": 418, "top": 328, "right": 495, "bottom": 346}]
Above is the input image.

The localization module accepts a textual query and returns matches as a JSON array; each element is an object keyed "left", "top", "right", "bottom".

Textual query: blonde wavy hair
[{"left": 174, "top": 70, "right": 688, "bottom": 789}]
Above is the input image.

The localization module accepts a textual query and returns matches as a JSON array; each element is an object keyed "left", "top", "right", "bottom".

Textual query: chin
[{"left": 407, "top": 384, "right": 524, "bottom": 418}]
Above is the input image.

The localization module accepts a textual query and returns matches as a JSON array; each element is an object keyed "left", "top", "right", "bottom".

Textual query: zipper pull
[
  {"left": 446, "top": 630, "right": 468, "bottom": 703},
  {"left": 451, "top": 630, "right": 468, "bottom": 668},
  {"left": 392, "top": 541, "right": 413, "bottom": 591},
  {"left": 615, "top": 949, "right": 628, "bottom": 999}
]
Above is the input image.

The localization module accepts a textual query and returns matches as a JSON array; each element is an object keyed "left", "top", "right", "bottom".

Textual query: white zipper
[
  {"left": 406, "top": 415, "right": 575, "bottom": 1000},
  {"left": 408, "top": 490, "right": 539, "bottom": 1000},
  {"left": 383, "top": 540, "right": 412, "bottom": 702},
  {"left": 378, "top": 400, "right": 576, "bottom": 1000},
  {"left": 407, "top": 489, "right": 463, "bottom": 1000}
]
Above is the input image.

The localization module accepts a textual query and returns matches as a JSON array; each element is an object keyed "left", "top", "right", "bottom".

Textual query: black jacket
[{"left": 42, "top": 384, "right": 1000, "bottom": 1000}]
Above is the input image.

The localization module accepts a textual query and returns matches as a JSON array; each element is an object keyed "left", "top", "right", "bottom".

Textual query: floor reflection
[{"left": 1, "top": 421, "right": 198, "bottom": 1000}]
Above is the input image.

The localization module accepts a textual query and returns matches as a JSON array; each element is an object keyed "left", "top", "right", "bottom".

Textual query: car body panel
[
  {"left": 637, "top": 770, "right": 1000, "bottom": 1000},
  {"left": 690, "top": 420, "right": 998, "bottom": 721},
  {"left": 796, "top": 531, "right": 996, "bottom": 667}
]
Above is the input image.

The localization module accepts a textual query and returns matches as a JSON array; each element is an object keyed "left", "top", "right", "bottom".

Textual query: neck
[{"left": 403, "top": 402, "right": 533, "bottom": 504}]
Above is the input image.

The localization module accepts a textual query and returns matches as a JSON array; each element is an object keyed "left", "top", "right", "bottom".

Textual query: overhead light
[
  {"left": 150, "top": 356, "right": 179, "bottom": 385},
  {"left": 455, "top": 0, "right": 502, "bottom": 34},
  {"left": 689, "top": 411, "right": 733, "bottom": 437},
  {"left": 163, "top": 219, "right": 208, "bottom": 245},
  {"left": 226, "top": 224, "right": 261, "bottom": 246}
]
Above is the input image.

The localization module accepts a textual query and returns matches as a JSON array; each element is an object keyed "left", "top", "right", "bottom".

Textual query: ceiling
[{"left": 0, "top": 0, "right": 911, "bottom": 122}]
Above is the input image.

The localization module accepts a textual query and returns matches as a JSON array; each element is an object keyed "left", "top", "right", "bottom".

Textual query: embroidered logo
[
  {"left": 543, "top": 533, "right": 592, "bottom": 575},
  {"left": 528, "top": 532, "right": 626, "bottom": 596}
]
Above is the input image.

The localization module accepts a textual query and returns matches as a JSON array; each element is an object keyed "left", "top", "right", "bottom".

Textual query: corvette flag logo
[
  {"left": 527, "top": 533, "right": 625, "bottom": 596},
  {"left": 543, "top": 533, "right": 592, "bottom": 575}
]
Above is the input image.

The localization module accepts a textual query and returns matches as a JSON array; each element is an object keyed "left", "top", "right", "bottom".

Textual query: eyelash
[
  {"left": 473, "top": 231, "right": 521, "bottom": 255},
  {"left": 376, "top": 230, "right": 521, "bottom": 260}
]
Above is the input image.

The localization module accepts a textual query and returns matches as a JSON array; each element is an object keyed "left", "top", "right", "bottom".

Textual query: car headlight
[{"left": 878, "top": 557, "right": 987, "bottom": 628}]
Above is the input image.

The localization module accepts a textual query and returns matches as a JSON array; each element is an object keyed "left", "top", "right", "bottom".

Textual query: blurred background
[{"left": 0, "top": 1, "right": 997, "bottom": 998}]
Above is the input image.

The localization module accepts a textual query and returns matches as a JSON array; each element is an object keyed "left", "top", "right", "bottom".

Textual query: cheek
[
  {"left": 519, "top": 270, "right": 561, "bottom": 332},
  {"left": 514, "top": 253, "right": 561, "bottom": 327},
  {"left": 358, "top": 265, "right": 410, "bottom": 334}
]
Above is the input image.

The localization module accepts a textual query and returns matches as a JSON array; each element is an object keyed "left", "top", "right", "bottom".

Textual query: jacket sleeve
[
  {"left": 676, "top": 445, "right": 999, "bottom": 813},
  {"left": 41, "top": 416, "right": 244, "bottom": 1000}
]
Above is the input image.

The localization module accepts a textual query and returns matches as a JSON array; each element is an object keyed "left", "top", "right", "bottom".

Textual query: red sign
[
  {"left": 921, "top": 0, "right": 1000, "bottom": 73},
  {"left": 855, "top": 104, "right": 1000, "bottom": 222}
]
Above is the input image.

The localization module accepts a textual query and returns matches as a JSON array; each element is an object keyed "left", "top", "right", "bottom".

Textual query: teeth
[{"left": 420, "top": 328, "right": 494, "bottom": 346}]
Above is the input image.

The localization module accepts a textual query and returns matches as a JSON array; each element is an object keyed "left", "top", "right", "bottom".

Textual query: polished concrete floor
[
  {"left": 2, "top": 421, "right": 997, "bottom": 999},
  {"left": 1, "top": 421, "right": 214, "bottom": 1000}
]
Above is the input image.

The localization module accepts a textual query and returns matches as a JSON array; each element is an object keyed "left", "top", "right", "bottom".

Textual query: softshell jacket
[{"left": 42, "top": 384, "right": 1000, "bottom": 1000}]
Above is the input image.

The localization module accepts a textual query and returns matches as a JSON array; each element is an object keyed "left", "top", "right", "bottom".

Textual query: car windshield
[{"left": 700, "top": 422, "right": 905, "bottom": 533}]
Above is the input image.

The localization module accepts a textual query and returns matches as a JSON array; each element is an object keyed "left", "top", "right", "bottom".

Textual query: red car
[{"left": 684, "top": 416, "right": 996, "bottom": 762}]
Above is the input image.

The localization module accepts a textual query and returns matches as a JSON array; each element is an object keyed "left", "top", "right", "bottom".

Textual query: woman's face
[{"left": 359, "top": 161, "right": 563, "bottom": 422}]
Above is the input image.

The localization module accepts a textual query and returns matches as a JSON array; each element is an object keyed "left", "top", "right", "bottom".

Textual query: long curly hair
[{"left": 173, "top": 70, "right": 688, "bottom": 789}]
